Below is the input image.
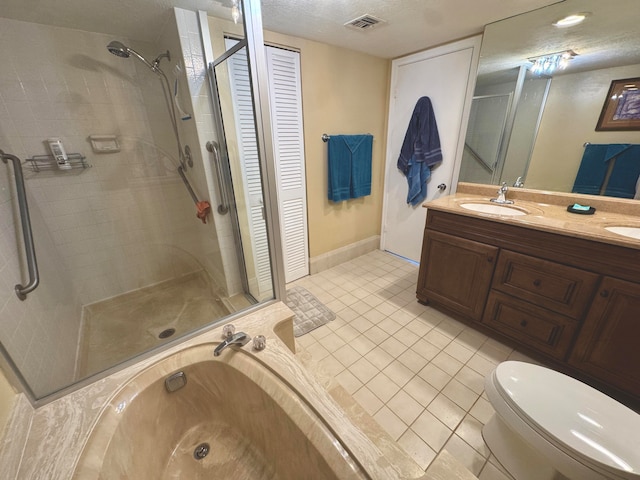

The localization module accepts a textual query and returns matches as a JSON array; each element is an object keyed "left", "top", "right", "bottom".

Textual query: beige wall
[
  {"left": 527, "top": 64, "right": 640, "bottom": 192},
  {"left": 208, "top": 17, "right": 390, "bottom": 258},
  {"left": 0, "top": 367, "right": 16, "bottom": 435}
]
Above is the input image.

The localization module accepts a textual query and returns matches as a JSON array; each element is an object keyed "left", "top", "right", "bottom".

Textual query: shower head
[
  {"left": 107, "top": 41, "right": 130, "bottom": 58},
  {"left": 106, "top": 40, "right": 158, "bottom": 72}
]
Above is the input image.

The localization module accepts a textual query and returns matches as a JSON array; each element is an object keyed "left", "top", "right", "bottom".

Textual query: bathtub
[{"left": 71, "top": 342, "right": 372, "bottom": 479}]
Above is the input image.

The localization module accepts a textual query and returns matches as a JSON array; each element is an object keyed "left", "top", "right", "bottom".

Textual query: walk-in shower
[{"left": 0, "top": 3, "right": 279, "bottom": 403}]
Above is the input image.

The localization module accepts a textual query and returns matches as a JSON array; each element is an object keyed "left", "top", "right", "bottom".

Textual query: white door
[
  {"left": 381, "top": 37, "right": 482, "bottom": 262},
  {"left": 265, "top": 47, "right": 309, "bottom": 283}
]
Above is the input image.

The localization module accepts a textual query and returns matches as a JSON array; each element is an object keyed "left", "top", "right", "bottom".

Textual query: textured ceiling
[
  {"left": 0, "top": 0, "right": 562, "bottom": 59},
  {"left": 478, "top": 0, "right": 640, "bottom": 79}
]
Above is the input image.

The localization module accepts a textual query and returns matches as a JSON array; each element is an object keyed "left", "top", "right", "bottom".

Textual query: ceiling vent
[{"left": 344, "top": 14, "right": 385, "bottom": 31}]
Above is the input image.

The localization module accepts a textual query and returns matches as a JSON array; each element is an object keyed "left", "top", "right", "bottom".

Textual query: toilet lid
[{"left": 494, "top": 361, "right": 640, "bottom": 475}]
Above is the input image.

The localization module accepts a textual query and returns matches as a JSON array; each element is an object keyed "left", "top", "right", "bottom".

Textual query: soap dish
[{"left": 567, "top": 205, "right": 596, "bottom": 215}]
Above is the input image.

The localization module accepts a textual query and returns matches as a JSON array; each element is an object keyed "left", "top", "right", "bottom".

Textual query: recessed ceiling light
[{"left": 553, "top": 13, "right": 589, "bottom": 28}]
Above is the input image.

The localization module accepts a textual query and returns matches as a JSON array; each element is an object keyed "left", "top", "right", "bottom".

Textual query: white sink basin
[
  {"left": 605, "top": 226, "right": 640, "bottom": 240},
  {"left": 460, "top": 203, "right": 527, "bottom": 216}
]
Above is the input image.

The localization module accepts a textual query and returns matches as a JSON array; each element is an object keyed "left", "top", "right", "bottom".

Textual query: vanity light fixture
[
  {"left": 553, "top": 13, "right": 589, "bottom": 28},
  {"left": 528, "top": 50, "right": 577, "bottom": 76}
]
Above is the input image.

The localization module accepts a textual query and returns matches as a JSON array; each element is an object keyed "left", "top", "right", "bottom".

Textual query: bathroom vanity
[{"left": 417, "top": 184, "right": 640, "bottom": 407}]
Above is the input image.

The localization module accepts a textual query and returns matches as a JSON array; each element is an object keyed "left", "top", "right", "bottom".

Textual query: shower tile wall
[{"left": 0, "top": 16, "right": 225, "bottom": 396}]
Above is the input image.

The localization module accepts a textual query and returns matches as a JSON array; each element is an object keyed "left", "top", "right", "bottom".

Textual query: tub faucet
[
  {"left": 214, "top": 332, "right": 251, "bottom": 356},
  {"left": 490, "top": 182, "right": 514, "bottom": 204}
]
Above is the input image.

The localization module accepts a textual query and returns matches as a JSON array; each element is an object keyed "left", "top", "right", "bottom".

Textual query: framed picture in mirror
[{"left": 596, "top": 77, "right": 640, "bottom": 131}]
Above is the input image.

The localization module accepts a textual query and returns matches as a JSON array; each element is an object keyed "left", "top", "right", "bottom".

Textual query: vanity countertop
[{"left": 425, "top": 183, "right": 640, "bottom": 250}]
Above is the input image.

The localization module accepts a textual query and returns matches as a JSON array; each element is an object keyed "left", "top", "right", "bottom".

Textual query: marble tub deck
[{"left": 0, "top": 302, "right": 478, "bottom": 480}]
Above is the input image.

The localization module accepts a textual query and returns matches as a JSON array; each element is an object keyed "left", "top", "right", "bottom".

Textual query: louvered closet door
[
  {"left": 226, "top": 39, "right": 273, "bottom": 298},
  {"left": 265, "top": 47, "right": 309, "bottom": 283}
]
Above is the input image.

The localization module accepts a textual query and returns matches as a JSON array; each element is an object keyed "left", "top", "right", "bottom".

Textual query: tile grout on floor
[{"left": 291, "top": 250, "right": 535, "bottom": 479}]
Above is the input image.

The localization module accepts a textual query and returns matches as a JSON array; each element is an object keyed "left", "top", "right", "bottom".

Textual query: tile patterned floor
[{"left": 292, "top": 250, "right": 537, "bottom": 479}]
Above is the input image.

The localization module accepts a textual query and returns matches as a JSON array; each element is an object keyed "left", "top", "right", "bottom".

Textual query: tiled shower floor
[
  {"left": 77, "top": 270, "right": 231, "bottom": 378},
  {"left": 292, "top": 250, "right": 536, "bottom": 479}
]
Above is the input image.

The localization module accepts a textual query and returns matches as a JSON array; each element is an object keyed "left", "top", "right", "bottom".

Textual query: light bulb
[{"left": 553, "top": 14, "right": 588, "bottom": 28}]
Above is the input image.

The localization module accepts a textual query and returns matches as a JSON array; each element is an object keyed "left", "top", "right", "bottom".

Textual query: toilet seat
[{"left": 488, "top": 361, "right": 640, "bottom": 480}]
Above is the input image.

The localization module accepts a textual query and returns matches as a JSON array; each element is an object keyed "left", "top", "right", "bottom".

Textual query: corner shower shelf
[{"left": 24, "top": 153, "right": 91, "bottom": 173}]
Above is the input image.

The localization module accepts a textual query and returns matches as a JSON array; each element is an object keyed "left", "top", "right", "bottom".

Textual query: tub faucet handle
[
  {"left": 222, "top": 323, "right": 236, "bottom": 339},
  {"left": 253, "top": 335, "right": 266, "bottom": 351}
]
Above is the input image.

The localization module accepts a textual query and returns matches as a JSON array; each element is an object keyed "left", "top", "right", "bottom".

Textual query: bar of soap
[{"left": 572, "top": 203, "right": 591, "bottom": 211}]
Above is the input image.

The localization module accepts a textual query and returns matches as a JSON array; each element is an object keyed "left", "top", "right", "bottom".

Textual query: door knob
[{"left": 437, "top": 183, "right": 446, "bottom": 191}]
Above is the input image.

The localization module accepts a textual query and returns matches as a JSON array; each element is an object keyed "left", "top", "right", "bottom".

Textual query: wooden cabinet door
[
  {"left": 569, "top": 277, "right": 640, "bottom": 397},
  {"left": 417, "top": 230, "right": 498, "bottom": 321}
]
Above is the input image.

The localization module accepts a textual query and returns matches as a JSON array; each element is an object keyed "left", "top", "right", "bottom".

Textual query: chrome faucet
[
  {"left": 513, "top": 176, "right": 524, "bottom": 188},
  {"left": 490, "top": 182, "right": 514, "bottom": 205},
  {"left": 213, "top": 332, "right": 251, "bottom": 356}
]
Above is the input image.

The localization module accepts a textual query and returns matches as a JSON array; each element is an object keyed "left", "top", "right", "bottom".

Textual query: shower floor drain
[
  {"left": 194, "top": 442, "right": 210, "bottom": 460},
  {"left": 159, "top": 328, "right": 176, "bottom": 339}
]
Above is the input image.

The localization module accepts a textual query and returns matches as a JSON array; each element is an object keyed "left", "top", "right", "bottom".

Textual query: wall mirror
[{"left": 459, "top": 0, "right": 640, "bottom": 198}]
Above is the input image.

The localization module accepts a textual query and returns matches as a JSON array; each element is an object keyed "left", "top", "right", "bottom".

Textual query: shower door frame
[{"left": 199, "top": 8, "right": 286, "bottom": 303}]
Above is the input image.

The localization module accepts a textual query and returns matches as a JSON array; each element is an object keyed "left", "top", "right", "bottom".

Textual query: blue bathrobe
[{"left": 397, "top": 97, "right": 443, "bottom": 206}]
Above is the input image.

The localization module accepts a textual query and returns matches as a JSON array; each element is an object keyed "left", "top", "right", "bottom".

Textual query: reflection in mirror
[
  {"left": 0, "top": 2, "right": 274, "bottom": 400},
  {"left": 460, "top": 0, "right": 640, "bottom": 198}
]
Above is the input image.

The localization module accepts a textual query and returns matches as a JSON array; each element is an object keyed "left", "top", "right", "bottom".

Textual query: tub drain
[
  {"left": 193, "top": 443, "right": 210, "bottom": 460},
  {"left": 159, "top": 328, "right": 176, "bottom": 339}
]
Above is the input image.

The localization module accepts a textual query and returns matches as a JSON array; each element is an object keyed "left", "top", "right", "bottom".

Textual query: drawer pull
[
  {"left": 487, "top": 256, "right": 494, "bottom": 263},
  {"left": 520, "top": 320, "right": 528, "bottom": 327},
  {"left": 600, "top": 290, "right": 609, "bottom": 298},
  {"left": 533, "top": 279, "right": 541, "bottom": 287}
]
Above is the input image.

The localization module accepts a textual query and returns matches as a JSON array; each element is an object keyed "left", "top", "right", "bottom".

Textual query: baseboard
[{"left": 309, "top": 235, "right": 380, "bottom": 274}]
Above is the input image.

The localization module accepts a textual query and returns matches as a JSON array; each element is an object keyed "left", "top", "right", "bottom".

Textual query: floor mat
[{"left": 285, "top": 286, "right": 336, "bottom": 337}]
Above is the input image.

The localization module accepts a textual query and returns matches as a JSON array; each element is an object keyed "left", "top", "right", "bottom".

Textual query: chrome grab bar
[
  {"left": 206, "top": 140, "right": 230, "bottom": 215},
  {"left": 1, "top": 150, "right": 40, "bottom": 300}
]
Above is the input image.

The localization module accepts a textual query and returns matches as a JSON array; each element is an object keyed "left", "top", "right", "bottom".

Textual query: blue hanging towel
[
  {"left": 328, "top": 134, "right": 373, "bottom": 202},
  {"left": 397, "top": 97, "right": 442, "bottom": 205},
  {"left": 572, "top": 144, "right": 631, "bottom": 195},
  {"left": 406, "top": 155, "right": 431, "bottom": 206},
  {"left": 605, "top": 144, "right": 640, "bottom": 198}
]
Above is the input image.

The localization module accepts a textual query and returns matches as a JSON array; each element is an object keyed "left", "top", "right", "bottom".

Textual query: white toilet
[{"left": 483, "top": 361, "right": 640, "bottom": 480}]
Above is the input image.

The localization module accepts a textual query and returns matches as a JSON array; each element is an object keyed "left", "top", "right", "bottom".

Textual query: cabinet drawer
[
  {"left": 492, "top": 250, "right": 599, "bottom": 319},
  {"left": 483, "top": 292, "right": 578, "bottom": 360}
]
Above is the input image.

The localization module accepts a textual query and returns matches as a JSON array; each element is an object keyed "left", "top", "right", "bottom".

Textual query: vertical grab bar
[
  {"left": 1, "top": 150, "right": 39, "bottom": 300},
  {"left": 206, "top": 141, "right": 230, "bottom": 214}
]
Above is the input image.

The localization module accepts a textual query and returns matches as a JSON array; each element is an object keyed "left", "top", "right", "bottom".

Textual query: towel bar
[{"left": 322, "top": 133, "right": 373, "bottom": 142}]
